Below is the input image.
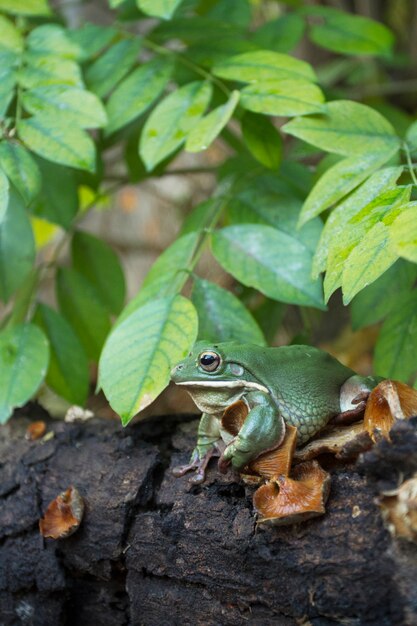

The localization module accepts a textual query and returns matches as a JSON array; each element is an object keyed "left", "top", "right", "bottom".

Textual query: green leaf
[
  {"left": 68, "top": 23, "right": 117, "bottom": 61},
  {"left": 341, "top": 221, "right": 398, "bottom": 304},
  {"left": 32, "top": 157, "right": 78, "bottom": 229},
  {"left": 283, "top": 101, "right": 400, "bottom": 157},
  {"left": 136, "top": 0, "right": 183, "bottom": 19},
  {"left": 240, "top": 79, "right": 324, "bottom": 117},
  {"left": 351, "top": 260, "right": 417, "bottom": 330},
  {"left": 207, "top": 0, "right": 251, "bottom": 28},
  {"left": 106, "top": 57, "right": 173, "bottom": 135},
  {"left": 241, "top": 112, "right": 282, "bottom": 170},
  {"left": 117, "top": 231, "right": 199, "bottom": 324},
  {"left": 298, "top": 149, "right": 397, "bottom": 226},
  {"left": 211, "top": 224, "right": 325, "bottom": 309},
  {"left": 0, "top": 15, "right": 24, "bottom": 52},
  {"left": 33, "top": 303, "right": 89, "bottom": 406},
  {"left": 185, "top": 90, "right": 239, "bottom": 153},
  {"left": 22, "top": 86, "right": 107, "bottom": 129},
  {"left": 0, "top": 0, "right": 51, "bottom": 16},
  {"left": 56, "top": 267, "right": 111, "bottom": 361},
  {"left": 226, "top": 175, "right": 322, "bottom": 254},
  {"left": 406, "top": 120, "right": 417, "bottom": 156},
  {"left": 140, "top": 81, "right": 212, "bottom": 171},
  {"left": 0, "top": 323, "right": 49, "bottom": 424},
  {"left": 72, "top": 230, "right": 126, "bottom": 315},
  {"left": 0, "top": 190, "right": 35, "bottom": 302},
  {"left": 374, "top": 289, "right": 417, "bottom": 381},
  {"left": 251, "top": 14, "right": 305, "bottom": 53},
  {"left": 0, "top": 168, "right": 9, "bottom": 223},
  {"left": 20, "top": 52, "right": 83, "bottom": 88},
  {"left": 191, "top": 278, "right": 266, "bottom": 345},
  {"left": 180, "top": 199, "right": 218, "bottom": 235},
  {"left": 323, "top": 185, "right": 410, "bottom": 301},
  {"left": 308, "top": 9, "right": 394, "bottom": 57},
  {"left": 0, "top": 67, "right": 17, "bottom": 118},
  {"left": 18, "top": 113, "right": 96, "bottom": 172},
  {"left": 99, "top": 295, "right": 198, "bottom": 424},
  {"left": 27, "top": 24, "right": 81, "bottom": 59},
  {"left": 390, "top": 202, "right": 417, "bottom": 263},
  {"left": 213, "top": 50, "right": 316, "bottom": 83},
  {"left": 313, "top": 166, "right": 404, "bottom": 278},
  {"left": 0, "top": 141, "right": 41, "bottom": 205},
  {"left": 85, "top": 38, "right": 142, "bottom": 98}
]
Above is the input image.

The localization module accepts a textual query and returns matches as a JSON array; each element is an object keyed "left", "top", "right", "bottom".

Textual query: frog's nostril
[{"left": 171, "top": 364, "right": 183, "bottom": 378}]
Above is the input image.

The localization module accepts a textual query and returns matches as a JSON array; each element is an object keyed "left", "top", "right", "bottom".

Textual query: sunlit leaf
[
  {"left": 99, "top": 295, "right": 198, "bottom": 424},
  {"left": 185, "top": 90, "right": 239, "bottom": 152},
  {"left": 213, "top": 50, "right": 316, "bottom": 83},
  {"left": 27, "top": 24, "right": 81, "bottom": 59},
  {"left": 140, "top": 81, "right": 212, "bottom": 170},
  {"left": 240, "top": 79, "right": 324, "bottom": 116},
  {"left": 283, "top": 101, "right": 400, "bottom": 156},
  {"left": 0, "top": 141, "right": 41, "bottom": 205},
  {"left": 0, "top": 15, "right": 24, "bottom": 52},
  {"left": 0, "top": 0, "right": 51, "bottom": 16},
  {"left": 298, "top": 149, "right": 397, "bottom": 226},
  {"left": 341, "top": 222, "right": 398, "bottom": 304},
  {"left": 22, "top": 86, "right": 107, "bottom": 129},
  {"left": 312, "top": 166, "right": 403, "bottom": 278},
  {"left": 20, "top": 52, "right": 83, "bottom": 88},
  {"left": 18, "top": 113, "right": 96, "bottom": 172},
  {"left": 390, "top": 202, "right": 417, "bottom": 263},
  {"left": 136, "top": 0, "right": 183, "bottom": 19}
]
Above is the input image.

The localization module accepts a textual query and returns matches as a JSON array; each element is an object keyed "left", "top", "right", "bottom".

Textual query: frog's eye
[{"left": 199, "top": 351, "right": 221, "bottom": 372}]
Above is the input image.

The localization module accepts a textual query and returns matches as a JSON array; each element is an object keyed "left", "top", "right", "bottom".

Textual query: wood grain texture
[{"left": 1, "top": 408, "right": 416, "bottom": 625}]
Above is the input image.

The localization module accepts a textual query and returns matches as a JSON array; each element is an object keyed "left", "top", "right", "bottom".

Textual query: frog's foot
[
  {"left": 332, "top": 391, "right": 369, "bottom": 426},
  {"left": 172, "top": 445, "right": 222, "bottom": 485},
  {"left": 253, "top": 460, "right": 331, "bottom": 526}
]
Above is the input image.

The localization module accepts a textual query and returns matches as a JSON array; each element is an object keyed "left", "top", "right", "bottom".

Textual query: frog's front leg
[
  {"left": 172, "top": 412, "right": 223, "bottom": 484},
  {"left": 218, "top": 391, "right": 285, "bottom": 473}
]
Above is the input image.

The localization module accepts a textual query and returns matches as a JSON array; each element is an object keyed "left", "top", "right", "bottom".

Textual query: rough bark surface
[{"left": 1, "top": 408, "right": 417, "bottom": 626}]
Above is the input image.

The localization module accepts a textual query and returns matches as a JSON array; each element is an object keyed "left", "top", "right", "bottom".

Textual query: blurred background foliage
[{"left": 0, "top": 0, "right": 416, "bottom": 424}]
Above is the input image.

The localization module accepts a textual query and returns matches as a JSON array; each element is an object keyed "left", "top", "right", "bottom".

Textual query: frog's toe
[{"left": 172, "top": 445, "right": 221, "bottom": 483}]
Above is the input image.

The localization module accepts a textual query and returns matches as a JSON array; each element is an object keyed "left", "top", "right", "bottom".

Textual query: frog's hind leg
[{"left": 172, "top": 412, "right": 223, "bottom": 485}]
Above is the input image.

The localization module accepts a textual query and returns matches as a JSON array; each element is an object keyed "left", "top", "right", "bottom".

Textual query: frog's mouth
[{"left": 175, "top": 380, "right": 268, "bottom": 393}]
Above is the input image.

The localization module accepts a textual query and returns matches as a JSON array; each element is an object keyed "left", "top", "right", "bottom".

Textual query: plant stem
[
  {"left": 403, "top": 142, "right": 417, "bottom": 186},
  {"left": 142, "top": 37, "right": 231, "bottom": 97}
]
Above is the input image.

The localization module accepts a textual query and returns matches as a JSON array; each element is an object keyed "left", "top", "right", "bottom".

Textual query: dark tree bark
[{"left": 1, "top": 409, "right": 417, "bottom": 626}]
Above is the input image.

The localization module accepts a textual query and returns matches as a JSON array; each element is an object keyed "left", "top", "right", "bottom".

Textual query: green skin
[{"left": 171, "top": 341, "right": 380, "bottom": 482}]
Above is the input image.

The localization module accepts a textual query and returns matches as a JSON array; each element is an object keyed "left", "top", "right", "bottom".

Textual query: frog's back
[{"left": 242, "top": 344, "right": 355, "bottom": 444}]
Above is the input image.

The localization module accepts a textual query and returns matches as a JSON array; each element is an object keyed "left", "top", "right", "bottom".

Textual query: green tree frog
[{"left": 171, "top": 341, "right": 380, "bottom": 484}]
